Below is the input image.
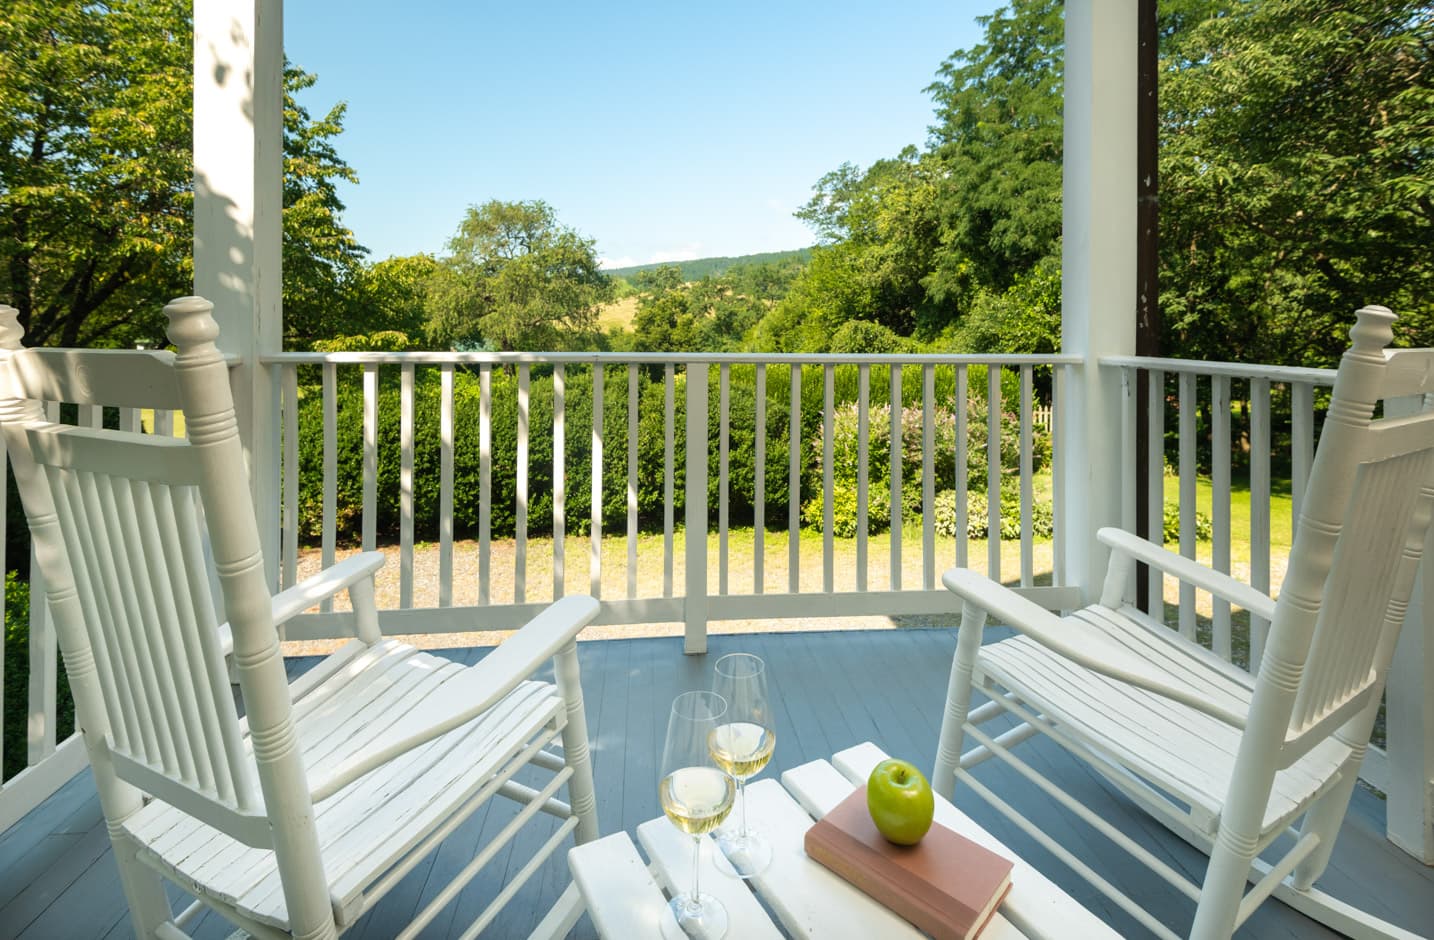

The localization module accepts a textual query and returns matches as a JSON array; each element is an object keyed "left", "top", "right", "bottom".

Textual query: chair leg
[
  {"left": 1190, "top": 818, "right": 1259, "bottom": 940},
  {"left": 934, "top": 601, "right": 986, "bottom": 798},
  {"left": 1291, "top": 761, "right": 1362, "bottom": 890},
  {"left": 111, "top": 822, "right": 174, "bottom": 938},
  {"left": 555, "top": 639, "right": 600, "bottom": 844}
]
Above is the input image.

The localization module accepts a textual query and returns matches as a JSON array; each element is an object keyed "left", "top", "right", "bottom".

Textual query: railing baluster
[
  {"left": 1121, "top": 367, "right": 1136, "bottom": 534},
  {"left": 1211, "top": 374, "right": 1233, "bottom": 660},
  {"left": 440, "top": 364, "right": 455, "bottom": 608},
  {"left": 987, "top": 366, "right": 1001, "bottom": 583},
  {"left": 890, "top": 365, "right": 902, "bottom": 590},
  {"left": 479, "top": 365, "right": 492, "bottom": 606},
  {"left": 664, "top": 364, "right": 675, "bottom": 598},
  {"left": 1053, "top": 365, "right": 1066, "bottom": 587},
  {"left": 720, "top": 364, "right": 731, "bottom": 596},
  {"left": 1178, "top": 371, "right": 1197, "bottom": 640},
  {"left": 400, "top": 362, "right": 415, "bottom": 609},
  {"left": 321, "top": 363, "right": 336, "bottom": 612},
  {"left": 553, "top": 364, "right": 565, "bottom": 599},
  {"left": 627, "top": 365, "right": 639, "bottom": 599},
  {"left": 955, "top": 365, "right": 968, "bottom": 569},
  {"left": 790, "top": 364, "right": 802, "bottom": 594},
  {"left": 119, "top": 406, "right": 139, "bottom": 433},
  {"left": 1292, "top": 381, "right": 1313, "bottom": 539},
  {"left": 1146, "top": 368, "right": 1164, "bottom": 616},
  {"left": 1020, "top": 365, "right": 1034, "bottom": 588},
  {"left": 362, "top": 364, "right": 378, "bottom": 553},
  {"left": 591, "top": 364, "right": 603, "bottom": 598},
  {"left": 517, "top": 364, "right": 530, "bottom": 605},
  {"left": 857, "top": 364, "right": 869, "bottom": 592},
  {"left": 823, "top": 364, "right": 835, "bottom": 594},
  {"left": 1250, "top": 377, "right": 1272, "bottom": 669},
  {"left": 923, "top": 364, "right": 936, "bottom": 591},
  {"left": 684, "top": 363, "right": 710, "bottom": 653},
  {"left": 754, "top": 364, "right": 766, "bottom": 595},
  {"left": 282, "top": 364, "right": 298, "bottom": 592}
]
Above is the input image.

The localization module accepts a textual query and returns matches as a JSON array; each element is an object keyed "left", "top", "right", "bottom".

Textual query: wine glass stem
[
  {"left": 691, "top": 835, "right": 701, "bottom": 902},
  {"left": 738, "top": 776, "right": 749, "bottom": 837}
]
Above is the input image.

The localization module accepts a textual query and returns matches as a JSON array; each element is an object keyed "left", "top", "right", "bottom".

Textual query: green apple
[{"left": 867, "top": 758, "right": 935, "bottom": 845}]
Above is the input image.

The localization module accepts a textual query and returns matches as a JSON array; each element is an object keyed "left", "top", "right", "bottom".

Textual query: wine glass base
[
  {"left": 714, "top": 829, "right": 773, "bottom": 879},
  {"left": 661, "top": 892, "right": 729, "bottom": 939}
]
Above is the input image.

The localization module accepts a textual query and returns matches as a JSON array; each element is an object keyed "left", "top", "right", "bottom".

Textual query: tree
[
  {"left": 1160, "top": 0, "right": 1434, "bottom": 365},
  {"left": 425, "top": 200, "right": 610, "bottom": 351},
  {"left": 278, "top": 66, "right": 371, "bottom": 347},
  {"left": 630, "top": 265, "right": 765, "bottom": 353},
  {"left": 923, "top": 0, "right": 1064, "bottom": 305},
  {"left": 0, "top": 0, "right": 369, "bottom": 349}
]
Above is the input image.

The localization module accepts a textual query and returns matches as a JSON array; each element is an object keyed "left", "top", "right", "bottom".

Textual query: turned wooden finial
[
  {"left": 163, "top": 295, "right": 220, "bottom": 353},
  {"left": 1349, "top": 304, "right": 1396, "bottom": 353},
  {"left": 0, "top": 305, "right": 25, "bottom": 351}
]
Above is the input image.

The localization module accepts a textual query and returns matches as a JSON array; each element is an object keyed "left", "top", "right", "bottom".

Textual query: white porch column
[
  {"left": 1059, "top": 0, "right": 1138, "bottom": 603},
  {"left": 193, "top": 0, "right": 284, "bottom": 590}
]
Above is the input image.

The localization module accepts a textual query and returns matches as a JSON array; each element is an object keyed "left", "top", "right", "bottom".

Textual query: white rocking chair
[
  {"left": 936, "top": 305, "right": 1430, "bottom": 940},
  {"left": 0, "top": 297, "right": 602, "bottom": 940}
]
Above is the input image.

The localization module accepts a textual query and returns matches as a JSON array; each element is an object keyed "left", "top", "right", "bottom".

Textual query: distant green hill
[{"left": 604, "top": 248, "right": 812, "bottom": 281}]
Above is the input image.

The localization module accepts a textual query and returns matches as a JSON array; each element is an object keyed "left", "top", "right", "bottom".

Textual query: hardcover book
[{"left": 804, "top": 786, "right": 1014, "bottom": 940}]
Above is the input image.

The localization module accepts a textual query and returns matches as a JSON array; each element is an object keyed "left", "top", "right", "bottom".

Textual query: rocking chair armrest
[
  {"left": 308, "top": 594, "right": 601, "bottom": 802},
  {"left": 216, "top": 552, "right": 388, "bottom": 658},
  {"left": 942, "top": 567, "right": 1248, "bottom": 729},
  {"left": 1098, "top": 528, "right": 1277, "bottom": 621}
]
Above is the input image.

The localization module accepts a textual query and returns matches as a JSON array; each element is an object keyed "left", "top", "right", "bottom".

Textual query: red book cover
[{"left": 804, "top": 786, "right": 1014, "bottom": 940}]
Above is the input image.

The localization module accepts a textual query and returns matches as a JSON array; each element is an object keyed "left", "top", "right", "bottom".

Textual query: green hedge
[
  {"left": 294, "top": 363, "right": 1053, "bottom": 545},
  {"left": 3, "top": 572, "right": 74, "bottom": 783}
]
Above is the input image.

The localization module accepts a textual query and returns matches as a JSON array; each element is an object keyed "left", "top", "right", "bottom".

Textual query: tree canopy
[
  {"left": 0, "top": 0, "right": 372, "bottom": 348},
  {"left": 424, "top": 200, "right": 610, "bottom": 351}
]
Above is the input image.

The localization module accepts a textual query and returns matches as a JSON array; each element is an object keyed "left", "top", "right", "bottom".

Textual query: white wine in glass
[
  {"left": 659, "top": 691, "right": 735, "bottom": 939},
  {"left": 710, "top": 653, "right": 775, "bottom": 879}
]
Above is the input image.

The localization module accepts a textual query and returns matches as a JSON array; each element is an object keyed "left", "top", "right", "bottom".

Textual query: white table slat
[
  {"left": 569, "top": 832, "right": 676, "bottom": 938},
  {"left": 830, "top": 743, "right": 1117, "bottom": 939},
  {"left": 780, "top": 761, "right": 1025, "bottom": 940},
  {"left": 636, "top": 818, "right": 784, "bottom": 939}
]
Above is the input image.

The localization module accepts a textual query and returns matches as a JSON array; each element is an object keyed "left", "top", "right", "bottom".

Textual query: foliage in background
[
  {"left": 1159, "top": 0, "right": 1434, "bottom": 365},
  {"left": 0, "top": 0, "right": 380, "bottom": 349},
  {"left": 624, "top": 265, "right": 769, "bottom": 353},
  {"left": 3, "top": 572, "right": 73, "bottom": 782},
  {"left": 423, "top": 200, "right": 611, "bottom": 352}
]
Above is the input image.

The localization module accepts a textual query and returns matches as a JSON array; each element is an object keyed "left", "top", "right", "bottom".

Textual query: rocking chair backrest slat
[
  {"left": 11, "top": 412, "right": 264, "bottom": 835},
  {"left": 1289, "top": 446, "right": 1434, "bottom": 738},
  {"left": 0, "top": 304, "right": 287, "bottom": 847},
  {"left": 1259, "top": 307, "right": 1434, "bottom": 753}
]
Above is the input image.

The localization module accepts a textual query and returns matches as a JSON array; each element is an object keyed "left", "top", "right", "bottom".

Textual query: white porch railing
[
  {"left": 0, "top": 349, "right": 1420, "bottom": 844},
  {"left": 261, "top": 352, "right": 1083, "bottom": 652}
]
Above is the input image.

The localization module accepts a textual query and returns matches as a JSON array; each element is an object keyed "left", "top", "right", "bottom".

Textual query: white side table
[{"left": 569, "top": 742, "right": 1115, "bottom": 938}]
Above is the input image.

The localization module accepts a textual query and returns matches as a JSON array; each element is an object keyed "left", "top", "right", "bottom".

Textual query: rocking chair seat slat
[
  {"left": 979, "top": 623, "right": 1353, "bottom": 837},
  {"left": 125, "top": 649, "right": 563, "bottom": 931}
]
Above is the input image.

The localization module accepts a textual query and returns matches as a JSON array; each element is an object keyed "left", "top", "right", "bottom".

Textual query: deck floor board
[{"left": 3, "top": 628, "right": 1431, "bottom": 939}]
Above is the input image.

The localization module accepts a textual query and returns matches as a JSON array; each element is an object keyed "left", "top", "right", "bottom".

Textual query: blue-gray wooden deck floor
[{"left": 2, "top": 627, "right": 1431, "bottom": 939}]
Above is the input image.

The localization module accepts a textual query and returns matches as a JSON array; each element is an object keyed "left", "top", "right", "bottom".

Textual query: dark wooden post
[{"left": 1134, "top": 0, "right": 1161, "bottom": 612}]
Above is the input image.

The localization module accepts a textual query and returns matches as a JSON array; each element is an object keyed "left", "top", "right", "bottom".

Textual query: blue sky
[{"left": 285, "top": 1, "right": 1000, "bottom": 268}]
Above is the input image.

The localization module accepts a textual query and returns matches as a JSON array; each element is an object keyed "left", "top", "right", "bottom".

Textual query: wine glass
[
  {"left": 659, "top": 691, "right": 736, "bottom": 939},
  {"left": 709, "top": 652, "right": 775, "bottom": 879}
]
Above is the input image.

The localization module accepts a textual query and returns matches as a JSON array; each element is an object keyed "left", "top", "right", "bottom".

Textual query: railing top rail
[
  {"left": 261, "top": 350, "right": 1084, "bottom": 367},
  {"left": 1101, "top": 355, "right": 1336, "bottom": 386}
]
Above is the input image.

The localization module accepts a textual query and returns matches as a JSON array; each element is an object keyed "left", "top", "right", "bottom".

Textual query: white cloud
[{"left": 598, "top": 255, "right": 639, "bottom": 270}]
